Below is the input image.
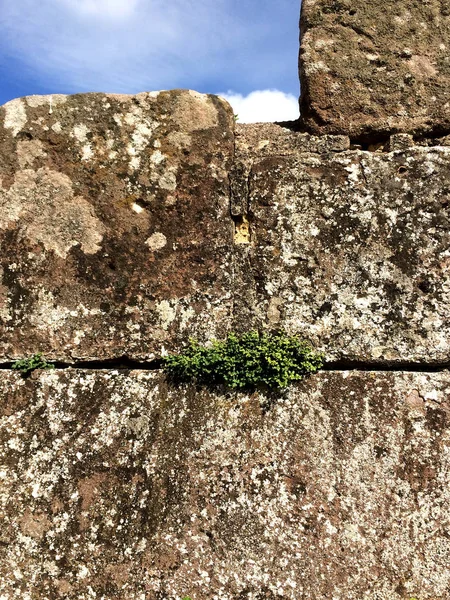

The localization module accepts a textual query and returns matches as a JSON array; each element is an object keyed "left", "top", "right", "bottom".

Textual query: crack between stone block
[
  {"left": 323, "top": 360, "right": 450, "bottom": 373},
  {"left": 231, "top": 166, "right": 253, "bottom": 245},
  {"left": 0, "top": 358, "right": 448, "bottom": 374},
  {"left": 0, "top": 357, "right": 164, "bottom": 372}
]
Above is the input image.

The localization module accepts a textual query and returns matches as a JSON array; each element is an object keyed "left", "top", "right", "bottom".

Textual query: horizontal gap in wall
[
  {"left": 323, "top": 360, "right": 450, "bottom": 373},
  {"left": 276, "top": 119, "right": 450, "bottom": 148},
  {"left": 0, "top": 357, "right": 163, "bottom": 371},
  {"left": 0, "top": 359, "right": 448, "bottom": 374}
]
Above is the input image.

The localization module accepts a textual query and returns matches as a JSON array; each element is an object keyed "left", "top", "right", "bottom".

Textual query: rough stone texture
[
  {"left": 299, "top": 0, "right": 450, "bottom": 139},
  {"left": 1, "top": 369, "right": 450, "bottom": 599},
  {"left": 233, "top": 123, "right": 450, "bottom": 364},
  {"left": 0, "top": 91, "right": 234, "bottom": 361},
  {"left": 2, "top": 91, "right": 450, "bottom": 599},
  {"left": 3, "top": 96, "right": 450, "bottom": 366}
]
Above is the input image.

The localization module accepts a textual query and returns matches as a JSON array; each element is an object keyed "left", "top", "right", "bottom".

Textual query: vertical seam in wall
[{"left": 229, "top": 125, "right": 237, "bottom": 329}]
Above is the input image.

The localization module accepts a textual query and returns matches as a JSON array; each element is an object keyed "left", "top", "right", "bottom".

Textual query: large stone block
[
  {"left": 1, "top": 369, "right": 450, "bottom": 598},
  {"left": 299, "top": 0, "right": 450, "bottom": 138},
  {"left": 0, "top": 91, "right": 234, "bottom": 361},
  {"left": 233, "top": 124, "right": 450, "bottom": 364}
]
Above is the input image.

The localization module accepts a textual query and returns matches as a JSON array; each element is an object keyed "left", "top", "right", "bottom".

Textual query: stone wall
[
  {"left": 1, "top": 2, "right": 450, "bottom": 598},
  {"left": 2, "top": 371, "right": 450, "bottom": 599},
  {"left": 299, "top": 0, "right": 450, "bottom": 139}
]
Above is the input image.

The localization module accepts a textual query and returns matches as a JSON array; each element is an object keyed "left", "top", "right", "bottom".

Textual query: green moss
[
  {"left": 163, "top": 331, "right": 324, "bottom": 389},
  {"left": 12, "top": 353, "right": 55, "bottom": 376}
]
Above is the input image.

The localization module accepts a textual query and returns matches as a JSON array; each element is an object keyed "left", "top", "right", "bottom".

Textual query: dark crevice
[
  {"left": 62, "top": 357, "right": 164, "bottom": 370},
  {"left": 229, "top": 133, "right": 253, "bottom": 244},
  {"left": 275, "top": 118, "right": 450, "bottom": 149},
  {"left": 413, "top": 122, "right": 450, "bottom": 143},
  {"left": 0, "top": 358, "right": 448, "bottom": 373},
  {"left": 350, "top": 137, "right": 390, "bottom": 151},
  {"left": 323, "top": 360, "right": 450, "bottom": 373},
  {"left": 274, "top": 119, "right": 308, "bottom": 133},
  {"left": 1, "top": 357, "right": 163, "bottom": 372}
]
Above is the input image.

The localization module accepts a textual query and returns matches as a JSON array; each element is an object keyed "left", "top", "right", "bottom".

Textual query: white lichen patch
[
  {"left": 150, "top": 164, "right": 178, "bottom": 191},
  {"left": 121, "top": 112, "right": 160, "bottom": 171},
  {"left": 26, "top": 94, "right": 67, "bottom": 108},
  {"left": 4, "top": 98, "right": 27, "bottom": 137},
  {"left": 27, "top": 288, "right": 85, "bottom": 335},
  {"left": 131, "top": 123, "right": 155, "bottom": 152},
  {"left": 72, "top": 124, "right": 90, "bottom": 143},
  {"left": 0, "top": 168, "right": 105, "bottom": 258},
  {"left": 145, "top": 232, "right": 167, "bottom": 251},
  {"left": 81, "top": 144, "right": 94, "bottom": 161},
  {"left": 344, "top": 161, "right": 361, "bottom": 183},
  {"left": 129, "top": 156, "right": 141, "bottom": 170},
  {"left": 179, "top": 306, "right": 195, "bottom": 330},
  {"left": 150, "top": 150, "right": 165, "bottom": 165},
  {"left": 154, "top": 299, "right": 176, "bottom": 329},
  {"left": 302, "top": 59, "right": 330, "bottom": 76}
]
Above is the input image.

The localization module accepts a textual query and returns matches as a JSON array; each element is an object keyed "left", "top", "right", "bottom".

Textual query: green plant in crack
[
  {"left": 12, "top": 353, "right": 55, "bottom": 375},
  {"left": 163, "top": 331, "right": 324, "bottom": 390}
]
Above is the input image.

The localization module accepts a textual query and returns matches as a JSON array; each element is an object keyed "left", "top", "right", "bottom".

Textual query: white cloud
[
  {"left": 221, "top": 89, "right": 299, "bottom": 123},
  {"left": 0, "top": 0, "right": 242, "bottom": 93},
  {"left": 62, "top": 0, "right": 140, "bottom": 19},
  {"left": 0, "top": 0, "right": 300, "bottom": 108}
]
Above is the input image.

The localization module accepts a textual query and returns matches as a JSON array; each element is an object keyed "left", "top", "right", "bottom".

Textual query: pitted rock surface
[
  {"left": 299, "top": 0, "right": 450, "bottom": 138},
  {"left": 0, "top": 91, "right": 234, "bottom": 361},
  {"left": 233, "top": 124, "right": 450, "bottom": 364},
  {"left": 1, "top": 89, "right": 450, "bottom": 600},
  {"left": 1, "top": 370, "right": 450, "bottom": 599}
]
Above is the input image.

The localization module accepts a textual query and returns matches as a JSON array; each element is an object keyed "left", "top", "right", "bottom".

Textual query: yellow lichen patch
[{"left": 234, "top": 215, "right": 251, "bottom": 244}]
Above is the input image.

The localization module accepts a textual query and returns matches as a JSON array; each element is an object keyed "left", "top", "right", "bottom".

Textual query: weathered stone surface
[
  {"left": 233, "top": 124, "right": 450, "bottom": 363},
  {"left": 299, "top": 0, "right": 450, "bottom": 139},
  {"left": 2, "top": 99, "right": 450, "bottom": 365},
  {"left": 0, "top": 91, "right": 234, "bottom": 361},
  {"left": 1, "top": 369, "right": 450, "bottom": 599}
]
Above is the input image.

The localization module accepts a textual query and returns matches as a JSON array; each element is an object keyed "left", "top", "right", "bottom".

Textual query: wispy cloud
[
  {"left": 0, "top": 0, "right": 300, "bottom": 123},
  {"left": 222, "top": 90, "right": 299, "bottom": 123},
  {"left": 0, "top": 0, "right": 246, "bottom": 92},
  {"left": 62, "top": 0, "right": 140, "bottom": 19}
]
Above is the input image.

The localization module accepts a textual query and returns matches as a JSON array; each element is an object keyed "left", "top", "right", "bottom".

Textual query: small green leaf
[
  {"left": 163, "top": 331, "right": 323, "bottom": 390},
  {"left": 12, "top": 353, "right": 55, "bottom": 376}
]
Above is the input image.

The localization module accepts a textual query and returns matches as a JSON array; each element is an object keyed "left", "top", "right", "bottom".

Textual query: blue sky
[{"left": 0, "top": 0, "right": 301, "bottom": 122}]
